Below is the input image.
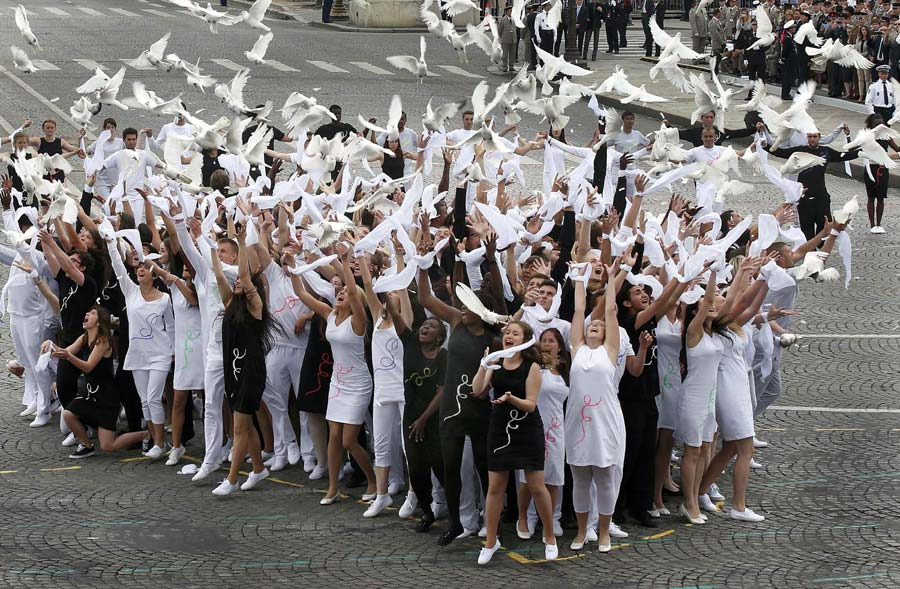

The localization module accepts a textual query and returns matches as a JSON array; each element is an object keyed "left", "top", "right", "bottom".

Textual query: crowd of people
[{"left": 0, "top": 93, "right": 871, "bottom": 565}]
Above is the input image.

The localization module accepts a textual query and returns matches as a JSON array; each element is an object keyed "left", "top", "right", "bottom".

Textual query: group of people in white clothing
[{"left": 0, "top": 91, "right": 859, "bottom": 566}]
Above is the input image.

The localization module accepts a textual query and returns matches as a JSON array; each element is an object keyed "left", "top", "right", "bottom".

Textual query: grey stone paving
[{"left": 0, "top": 0, "right": 898, "bottom": 587}]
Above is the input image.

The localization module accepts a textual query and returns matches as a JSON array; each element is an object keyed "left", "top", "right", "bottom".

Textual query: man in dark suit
[
  {"left": 587, "top": 0, "right": 604, "bottom": 60},
  {"left": 602, "top": 0, "right": 622, "bottom": 54},
  {"left": 781, "top": 20, "right": 798, "bottom": 100},
  {"left": 643, "top": 0, "right": 665, "bottom": 57},
  {"left": 575, "top": 0, "right": 593, "bottom": 59}
]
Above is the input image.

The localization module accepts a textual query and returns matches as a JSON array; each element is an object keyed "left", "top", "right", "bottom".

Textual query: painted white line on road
[
  {"left": 142, "top": 8, "right": 175, "bottom": 18},
  {"left": 74, "top": 60, "right": 108, "bottom": 72},
  {"left": 435, "top": 65, "right": 484, "bottom": 79},
  {"left": 120, "top": 59, "right": 155, "bottom": 71},
  {"left": 76, "top": 7, "right": 105, "bottom": 16},
  {"left": 306, "top": 61, "right": 349, "bottom": 73},
  {"left": 31, "top": 60, "right": 60, "bottom": 72},
  {"left": 798, "top": 334, "right": 900, "bottom": 339},
  {"left": 0, "top": 64, "right": 96, "bottom": 140},
  {"left": 349, "top": 62, "right": 394, "bottom": 76},
  {"left": 108, "top": 8, "right": 140, "bottom": 17},
  {"left": 211, "top": 59, "right": 246, "bottom": 72},
  {"left": 266, "top": 60, "right": 299, "bottom": 73},
  {"left": 43, "top": 7, "right": 71, "bottom": 16},
  {"left": 771, "top": 406, "right": 900, "bottom": 414},
  {"left": 0, "top": 113, "right": 16, "bottom": 135}
]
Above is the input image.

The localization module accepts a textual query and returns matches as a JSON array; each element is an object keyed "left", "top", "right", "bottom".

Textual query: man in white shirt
[
  {"left": 154, "top": 110, "right": 194, "bottom": 145},
  {"left": 513, "top": 279, "right": 572, "bottom": 346},
  {"left": 534, "top": 0, "right": 557, "bottom": 63},
  {"left": 86, "top": 118, "right": 126, "bottom": 199},
  {"left": 608, "top": 112, "right": 650, "bottom": 197},
  {"left": 100, "top": 127, "right": 165, "bottom": 222}
]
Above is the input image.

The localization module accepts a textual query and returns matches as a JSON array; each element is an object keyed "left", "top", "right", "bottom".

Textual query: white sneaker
[
  {"left": 302, "top": 456, "right": 316, "bottom": 473},
  {"left": 875, "top": 226, "right": 887, "bottom": 234},
  {"left": 48, "top": 398, "right": 61, "bottom": 415},
  {"left": 432, "top": 502, "right": 447, "bottom": 519},
  {"left": 699, "top": 494, "right": 720, "bottom": 513},
  {"left": 146, "top": 445, "right": 165, "bottom": 460},
  {"left": 29, "top": 413, "right": 51, "bottom": 428},
  {"left": 19, "top": 402, "right": 37, "bottom": 417},
  {"left": 456, "top": 528, "right": 478, "bottom": 539},
  {"left": 585, "top": 527, "right": 599, "bottom": 542},
  {"left": 212, "top": 479, "right": 240, "bottom": 496},
  {"left": 608, "top": 522, "right": 629, "bottom": 538},
  {"left": 398, "top": 492, "right": 418, "bottom": 518},
  {"left": 649, "top": 506, "right": 671, "bottom": 517},
  {"left": 309, "top": 465, "right": 327, "bottom": 480},
  {"left": 477, "top": 540, "right": 501, "bottom": 565},
  {"left": 750, "top": 458, "right": 764, "bottom": 469},
  {"left": 287, "top": 442, "right": 302, "bottom": 466},
  {"left": 363, "top": 494, "right": 392, "bottom": 517},
  {"left": 544, "top": 541, "right": 558, "bottom": 561},
  {"left": 191, "top": 464, "right": 214, "bottom": 482},
  {"left": 387, "top": 481, "right": 402, "bottom": 496},
  {"left": 478, "top": 525, "right": 487, "bottom": 538},
  {"left": 708, "top": 483, "right": 725, "bottom": 502},
  {"left": 553, "top": 520, "right": 563, "bottom": 537},
  {"left": 870, "top": 226, "right": 881, "bottom": 234},
  {"left": 61, "top": 432, "right": 78, "bottom": 447},
  {"left": 240, "top": 468, "right": 269, "bottom": 491},
  {"left": 256, "top": 451, "right": 274, "bottom": 464},
  {"left": 267, "top": 456, "right": 288, "bottom": 472},
  {"left": 166, "top": 446, "right": 186, "bottom": 466},
  {"left": 753, "top": 437, "right": 768, "bottom": 449},
  {"left": 729, "top": 507, "right": 766, "bottom": 522}
]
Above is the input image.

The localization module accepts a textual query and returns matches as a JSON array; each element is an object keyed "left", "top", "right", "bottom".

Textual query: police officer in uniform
[{"left": 865, "top": 64, "right": 897, "bottom": 122}]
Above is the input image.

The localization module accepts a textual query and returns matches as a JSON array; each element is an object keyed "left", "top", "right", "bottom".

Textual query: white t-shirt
[{"left": 88, "top": 137, "right": 126, "bottom": 188}]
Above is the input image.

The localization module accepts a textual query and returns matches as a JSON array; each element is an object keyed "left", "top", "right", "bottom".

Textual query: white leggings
[
  {"left": 372, "top": 400, "right": 404, "bottom": 468},
  {"left": 571, "top": 465, "right": 621, "bottom": 516},
  {"left": 131, "top": 368, "right": 168, "bottom": 425}
]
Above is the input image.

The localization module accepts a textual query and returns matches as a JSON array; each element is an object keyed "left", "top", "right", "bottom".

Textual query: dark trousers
[
  {"left": 642, "top": 16, "right": 652, "bottom": 52},
  {"left": 554, "top": 26, "right": 564, "bottom": 55},
  {"left": 781, "top": 64, "right": 795, "bottom": 100},
  {"left": 405, "top": 422, "right": 444, "bottom": 516},
  {"left": 797, "top": 57, "right": 809, "bottom": 86},
  {"left": 798, "top": 194, "right": 832, "bottom": 240},
  {"left": 874, "top": 105, "right": 895, "bottom": 123},
  {"left": 712, "top": 49, "right": 723, "bottom": 73},
  {"left": 606, "top": 21, "right": 619, "bottom": 51},
  {"left": 577, "top": 29, "right": 588, "bottom": 58},
  {"left": 614, "top": 400, "right": 659, "bottom": 521},
  {"left": 588, "top": 24, "right": 602, "bottom": 58},
  {"left": 828, "top": 63, "right": 845, "bottom": 96},
  {"left": 115, "top": 367, "right": 144, "bottom": 432},
  {"left": 539, "top": 30, "right": 555, "bottom": 63},
  {"left": 747, "top": 62, "right": 766, "bottom": 83},
  {"left": 322, "top": 0, "right": 333, "bottom": 22},
  {"left": 618, "top": 18, "right": 628, "bottom": 46},
  {"left": 441, "top": 427, "right": 490, "bottom": 532}
]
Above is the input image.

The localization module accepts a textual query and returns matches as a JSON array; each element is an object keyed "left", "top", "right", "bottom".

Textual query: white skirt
[
  {"left": 325, "top": 380, "right": 372, "bottom": 425},
  {"left": 715, "top": 379, "right": 755, "bottom": 442}
]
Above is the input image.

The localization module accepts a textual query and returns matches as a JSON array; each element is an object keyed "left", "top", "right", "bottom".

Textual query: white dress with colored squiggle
[
  {"left": 655, "top": 315, "right": 683, "bottom": 430},
  {"left": 171, "top": 288, "right": 203, "bottom": 391},
  {"left": 565, "top": 345, "right": 625, "bottom": 470},
  {"left": 675, "top": 332, "right": 725, "bottom": 447},
  {"left": 325, "top": 313, "right": 373, "bottom": 425},
  {"left": 538, "top": 370, "right": 569, "bottom": 486}
]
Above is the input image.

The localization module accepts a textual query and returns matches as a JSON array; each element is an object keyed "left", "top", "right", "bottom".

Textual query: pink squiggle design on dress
[
  {"left": 544, "top": 416, "right": 562, "bottom": 459},
  {"left": 272, "top": 295, "right": 301, "bottom": 314},
  {"left": 329, "top": 362, "right": 353, "bottom": 400},
  {"left": 575, "top": 395, "right": 603, "bottom": 446}
]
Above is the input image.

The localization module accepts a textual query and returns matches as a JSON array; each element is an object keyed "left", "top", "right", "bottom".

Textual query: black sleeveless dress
[
  {"left": 66, "top": 338, "right": 120, "bottom": 431},
  {"left": 439, "top": 323, "right": 495, "bottom": 439},
  {"left": 382, "top": 151, "right": 405, "bottom": 180},
  {"left": 39, "top": 137, "right": 65, "bottom": 182},
  {"left": 487, "top": 360, "right": 544, "bottom": 472},
  {"left": 296, "top": 314, "right": 333, "bottom": 415},
  {"left": 222, "top": 310, "right": 268, "bottom": 414}
]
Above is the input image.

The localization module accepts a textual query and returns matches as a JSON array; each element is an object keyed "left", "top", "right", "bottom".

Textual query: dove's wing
[
  {"left": 149, "top": 33, "right": 171, "bottom": 60},
  {"left": 835, "top": 44, "right": 874, "bottom": 69},
  {"left": 14, "top": 5, "right": 29, "bottom": 34},
  {"left": 386, "top": 55, "right": 418, "bottom": 74},
  {"left": 655, "top": 57, "right": 693, "bottom": 92},
  {"left": 249, "top": 0, "right": 272, "bottom": 20},
  {"left": 419, "top": 35, "right": 427, "bottom": 62},
  {"left": 465, "top": 23, "right": 494, "bottom": 56},
  {"left": 250, "top": 32, "right": 273, "bottom": 59},
  {"left": 755, "top": 5, "right": 772, "bottom": 37},
  {"left": 230, "top": 69, "right": 251, "bottom": 104}
]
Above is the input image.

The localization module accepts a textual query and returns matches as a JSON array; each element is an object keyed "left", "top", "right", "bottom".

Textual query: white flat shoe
[
  {"left": 165, "top": 446, "right": 185, "bottom": 466},
  {"left": 361, "top": 492, "right": 377, "bottom": 502},
  {"left": 699, "top": 494, "right": 720, "bottom": 513},
  {"left": 729, "top": 507, "right": 766, "bottom": 522},
  {"left": 302, "top": 456, "right": 316, "bottom": 473},
  {"left": 319, "top": 493, "right": 340, "bottom": 505},
  {"left": 19, "top": 402, "right": 37, "bottom": 417},
  {"left": 608, "top": 522, "right": 628, "bottom": 538},
  {"left": 570, "top": 537, "right": 585, "bottom": 550},
  {"left": 477, "top": 540, "right": 501, "bottom": 565},
  {"left": 29, "top": 413, "right": 51, "bottom": 428},
  {"left": 516, "top": 521, "right": 532, "bottom": 540},
  {"left": 267, "top": 456, "right": 288, "bottom": 472},
  {"left": 750, "top": 458, "right": 764, "bottom": 469},
  {"left": 61, "top": 432, "right": 78, "bottom": 447},
  {"left": 398, "top": 492, "right": 418, "bottom": 518},
  {"left": 679, "top": 503, "right": 705, "bottom": 525},
  {"left": 585, "top": 527, "right": 599, "bottom": 542},
  {"left": 240, "top": 468, "right": 269, "bottom": 491},
  {"left": 598, "top": 543, "right": 612, "bottom": 553},
  {"left": 191, "top": 465, "right": 215, "bottom": 482},
  {"left": 456, "top": 528, "right": 478, "bottom": 539},
  {"left": 363, "top": 494, "right": 392, "bottom": 517},
  {"left": 544, "top": 542, "right": 558, "bottom": 561},
  {"left": 708, "top": 484, "right": 725, "bottom": 502},
  {"left": 212, "top": 479, "right": 240, "bottom": 496},
  {"left": 287, "top": 442, "right": 302, "bottom": 465},
  {"left": 753, "top": 437, "right": 768, "bottom": 448},
  {"left": 309, "top": 466, "right": 327, "bottom": 480}
]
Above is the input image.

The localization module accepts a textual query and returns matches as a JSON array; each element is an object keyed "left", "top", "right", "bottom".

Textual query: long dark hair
[
  {"left": 86, "top": 304, "right": 116, "bottom": 358},
  {"left": 506, "top": 320, "right": 541, "bottom": 366},
  {"left": 539, "top": 327, "right": 571, "bottom": 386},
  {"left": 679, "top": 300, "right": 730, "bottom": 381},
  {"left": 223, "top": 272, "right": 280, "bottom": 356}
]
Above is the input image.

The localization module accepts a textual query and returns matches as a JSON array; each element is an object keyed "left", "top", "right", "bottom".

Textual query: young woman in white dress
[
  {"left": 359, "top": 250, "right": 413, "bottom": 518},
  {"left": 291, "top": 243, "right": 377, "bottom": 504},
  {"left": 566, "top": 263, "right": 625, "bottom": 552}
]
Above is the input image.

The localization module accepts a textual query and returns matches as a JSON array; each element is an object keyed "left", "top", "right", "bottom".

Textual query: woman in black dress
[
  {"left": 471, "top": 320, "right": 557, "bottom": 564},
  {"left": 57, "top": 306, "right": 146, "bottom": 458},
  {"left": 862, "top": 113, "right": 898, "bottom": 233},
  {"left": 210, "top": 224, "right": 278, "bottom": 496},
  {"left": 29, "top": 119, "right": 82, "bottom": 183}
]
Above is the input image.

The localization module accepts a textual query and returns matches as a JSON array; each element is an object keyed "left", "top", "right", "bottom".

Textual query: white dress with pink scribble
[
  {"left": 538, "top": 369, "right": 569, "bottom": 486},
  {"left": 324, "top": 313, "right": 373, "bottom": 425},
  {"left": 564, "top": 345, "right": 626, "bottom": 470}
]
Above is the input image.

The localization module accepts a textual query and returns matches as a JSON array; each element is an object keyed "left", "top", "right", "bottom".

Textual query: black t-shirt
[
  {"left": 618, "top": 313, "right": 659, "bottom": 403},
  {"left": 400, "top": 328, "right": 447, "bottom": 424},
  {"left": 57, "top": 270, "right": 98, "bottom": 347}
]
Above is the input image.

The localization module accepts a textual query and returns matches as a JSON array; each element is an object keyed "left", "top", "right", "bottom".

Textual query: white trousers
[
  {"left": 131, "top": 368, "right": 168, "bottom": 425},
  {"left": 202, "top": 353, "right": 226, "bottom": 468},
  {"left": 11, "top": 314, "right": 52, "bottom": 415},
  {"left": 572, "top": 465, "right": 619, "bottom": 516},
  {"left": 263, "top": 346, "right": 301, "bottom": 460},
  {"left": 372, "top": 400, "right": 404, "bottom": 469},
  {"left": 459, "top": 436, "right": 484, "bottom": 531}
]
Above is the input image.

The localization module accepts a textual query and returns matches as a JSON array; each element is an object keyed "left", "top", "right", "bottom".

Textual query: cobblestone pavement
[{"left": 0, "top": 1, "right": 898, "bottom": 587}]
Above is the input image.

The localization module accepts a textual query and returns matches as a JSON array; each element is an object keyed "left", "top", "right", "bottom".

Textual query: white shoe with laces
[
  {"left": 387, "top": 481, "right": 402, "bottom": 496},
  {"left": 699, "top": 493, "right": 720, "bottom": 513},
  {"left": 729, "top": 507, "right": 766, "bottom": 522},
  {"left": 750, "top": 458, "right": 764, "bottom": 469},
  {"left": 212, "top": 479, "right": 240, "bottom": 496},
  {"left": 61, "top": 432, "right": 78, "bottom": 447},
  {"left": 146, "top": 445, "right": 165, "bottom": 460},
  {"left": 398, "top": 492, "right": 418, "bottom": 517},
  {"left": 241, "top": 468, "right": 269, "bottom": 491},
  {"left": 267, "top": 456, "right": 288, "bottom": 472},
  {"left": 708, "top": 483, "right": 725, "bottom": 501},
  {"left": 363, "top": 494, "right": 392, "bottom": 517},
  {"left": 477, "top": 540, "right": 501, "bottom": 565},
  {"left": 19, "top": 402, "right": 37, "bottom": 417},
  {"left": 585, "top": 527, "right": 599, "bottom": 542},
  {"left": 309, "top": 465, "right": 327, "bottom": 480},
  {"left": 753, "top": 437, "right": 768, "bottom": 448},
  {"left": 608, "top": 522, "right": 629, "bottom": 538},
  {"left": 286, "top": 442, "right": 301, "bottom": 465},
  {"left": 302, "top": 456, "right": 316, "bottom": 473},
  {"left": 544, "top": 541, "right": 558, "bottom": 561}
]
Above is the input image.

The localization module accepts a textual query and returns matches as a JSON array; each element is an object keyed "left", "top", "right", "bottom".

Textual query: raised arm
[
  {"left": 336, "top": 243, "right": 368, "bottom": 336},
  {"left": 358, "top": 252, "right": 384, "bottom": 319},
  {"left": 105, "top": 236, "right": 138, "bottom": 295},
  {"left": 40, "top": 230, "right": 85, "bottom": 285},
  {"left": 210, "top": 241, "right": 233, "bottom": 308},
  {"left": 603, "top": 264, "right": 621, "bottom": 364},
  {"left": 235, "top": 225, "right": 263, "bottom": 320},
  {"left": 416, "top": 266, "right": 461, "bottom": 327},
  {"left": 686, "top": 270, "right": 717, "bottom": 347}
]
